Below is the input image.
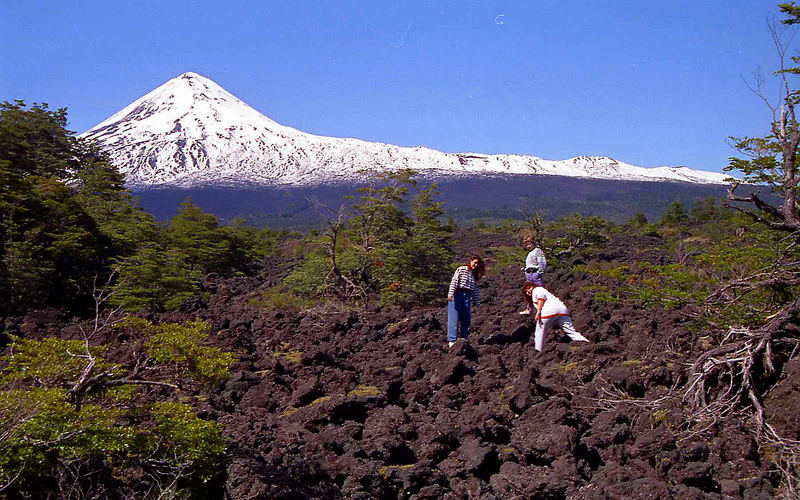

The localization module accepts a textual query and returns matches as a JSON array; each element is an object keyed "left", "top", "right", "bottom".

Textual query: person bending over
[{"left": 522, "top": 282, "right": 588, "bottom": 351}]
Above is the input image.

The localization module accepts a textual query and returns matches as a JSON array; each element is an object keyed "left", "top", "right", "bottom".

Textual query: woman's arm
[
  {"left": 447, "top": 267, "right": 461, "bottom": 301},
  {"left": 470, "top": 287, "right": 480, "bottom": 307},
  {"left": 534, "top": 298, "right": 545, "bottom": 322},
  {"left": 537, "top": 249, "right": 547, "bottom": 274}
]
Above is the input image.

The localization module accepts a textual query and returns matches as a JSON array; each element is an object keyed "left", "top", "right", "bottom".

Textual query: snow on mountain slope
[{"left": 80, "top": 72, "right": 732, "bottom": 188}]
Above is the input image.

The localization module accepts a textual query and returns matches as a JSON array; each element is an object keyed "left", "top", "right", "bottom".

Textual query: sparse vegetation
[
  {"left": 286, "top": 169, "right": 453, "bottom": 307},
  {"left": 0, "top": 315, "right": 233, "bottom": 497},
  {"left": 5, "top": 10, "right": 800, "bottom": 494}
]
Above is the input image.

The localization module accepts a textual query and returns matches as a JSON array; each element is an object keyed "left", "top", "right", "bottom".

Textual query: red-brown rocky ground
[{"left": 6, "top": 229, "right": 796, "bottom": 499}]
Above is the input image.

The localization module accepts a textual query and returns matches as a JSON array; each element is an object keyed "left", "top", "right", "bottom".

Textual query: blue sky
[{"left": 0, "top": 1, "right": 792, "bottom": 173}]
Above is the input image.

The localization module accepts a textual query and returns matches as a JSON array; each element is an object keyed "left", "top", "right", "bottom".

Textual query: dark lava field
[{"left": 7, "top": 228, "right": 798, "bottom": 499}]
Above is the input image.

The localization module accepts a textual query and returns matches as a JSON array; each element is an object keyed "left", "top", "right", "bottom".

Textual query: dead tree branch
[
  {"left": 685, "top": 300, "right": 800, "bottom": 493},
  {"left": 68, "top": 274, "right": 179, "bottom": 410},
  {"left": 307, "top": 198, "right": 366, "bottom": 301}
]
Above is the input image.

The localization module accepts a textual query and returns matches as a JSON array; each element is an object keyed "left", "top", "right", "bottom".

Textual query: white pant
[{"left": 534, "top": 315, "right": 589, "bottom": 352}]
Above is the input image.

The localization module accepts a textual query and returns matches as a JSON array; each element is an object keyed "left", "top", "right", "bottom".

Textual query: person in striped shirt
[
  {"left": 522, "top": 282, "right": 589, "bottom": 352},
  {"left": 446, "top": 255, "right": 485, "bottom": 347}
]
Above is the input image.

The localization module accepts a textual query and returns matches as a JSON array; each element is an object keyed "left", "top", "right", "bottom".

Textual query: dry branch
[{"left": 685, "top": 300, "right": 800, "bottom": 494}]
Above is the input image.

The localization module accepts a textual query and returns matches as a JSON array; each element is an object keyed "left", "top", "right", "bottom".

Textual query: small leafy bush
[
  {"left": 284, "top": 250, "right": 333, "bottom": 298},
  {"left": 491, "top": 245, "right": 526, "bottom": 274},
  {"left": 150, "top": 401, "right": 229, "bottom": 480},
  {"left": 0, "top": 318, "right": 234, "bottom": 497},
  {"left": 1, "top": 337, "right": 115, "bottom": 386},
  {"left": 255, "top": 286, "right": 316, "bottom": 312},
  {"left": 142, "top": 319, "right": 236, "bottom": 381}
]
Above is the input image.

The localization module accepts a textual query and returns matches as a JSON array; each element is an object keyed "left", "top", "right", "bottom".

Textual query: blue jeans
[{"left": 447, "top": 291, "right": 471, "bottom": 342}]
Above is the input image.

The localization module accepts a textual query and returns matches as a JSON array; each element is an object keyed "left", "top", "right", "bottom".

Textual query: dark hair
[
  {"left": 522, "top": 282, "right": 536, "bottom": 309},
  {"left": 468, "top": 254, "right": 486, "bottom": 279}
]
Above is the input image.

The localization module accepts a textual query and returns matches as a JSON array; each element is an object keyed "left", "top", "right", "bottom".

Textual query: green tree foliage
[
  {"left": 545, "top": 214, "right": 612, "bottom": 258},
  {"left": 349, "top": 170, "right": 412, "bottom": 255},
  {"left": 0, "top": 100, "right": 87, "bottom": 180},
  {"left": 628, "top": 210, "right": 649, "bottom": 227},
  {"left": 689, "top": 196, "right": 723, "bottom": 221},
  {"left": 0, "top": 318, "right": 233, "bottom": 497},
  {"left": 168, "top": 199, "right": 238, "bottom": 276},
  {"left": 286, "top": 170, "right": 453, "bottom": 306},
  {"left": 140, "top": 318, "right": 236, "bottom": 381},
  {"left": 167, "top": 200, "right": 263, "bottom": 276},
  {"left": 112, "top": 245, "right": 197, "bottom": 312},
  {"left": 74, "top": 160, "right": 158, "bottom": 257},
  {"left": 0, "top": 101, "right": 156, "bottom": 314},
  {"left": 379, "top": 182, "right": 453, "bottom": 305},
  {"left": 659, "top": 200, "right": 689, "bottom": 225},
  {"left": 1, "top": 101, "right": 269, "bottom": 315},
  {"left": 113, "top": 201, "right": 268, "bottom": 312}
]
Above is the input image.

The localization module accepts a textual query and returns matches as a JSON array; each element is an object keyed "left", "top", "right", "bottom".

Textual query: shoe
[
  {"left": 448, "top": 341, "right": 456, "bottom": 348},
  {"left": 518, "top": 310, "right": 530, "bottom": 315}
]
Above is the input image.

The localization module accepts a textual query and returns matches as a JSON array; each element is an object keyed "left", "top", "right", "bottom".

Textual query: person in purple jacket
[
  {"left": 519, "top": 234, "right": 547, "bottom": 315},
  {"left": 446, "top": 255, "right": 485, "bottom": 347}
]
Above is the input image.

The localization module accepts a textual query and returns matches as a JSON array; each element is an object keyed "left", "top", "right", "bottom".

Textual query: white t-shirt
[{"left": 530, "top": 286, "right": 568, "bottom": 317}]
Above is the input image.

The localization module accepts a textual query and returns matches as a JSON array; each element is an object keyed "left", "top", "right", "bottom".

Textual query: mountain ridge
[{"left": 80, "top": 72, "right": 731, "bottom": 188}]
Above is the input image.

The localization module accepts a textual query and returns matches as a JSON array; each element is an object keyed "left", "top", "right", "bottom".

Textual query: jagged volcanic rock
[
  {"left": 80, "top": 72, "right": 731, "bottom": 188},
  {"left": 5, "top": 228, "right": 788, "bottom": 498}
]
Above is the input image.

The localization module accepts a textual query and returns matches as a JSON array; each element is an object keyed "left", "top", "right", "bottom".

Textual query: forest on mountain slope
[
  {"left": 131, "top": 175, "right": 734, "bottom": 230},
  {"left": 2, "top": 4, "right": 800, "bottom": 498}
]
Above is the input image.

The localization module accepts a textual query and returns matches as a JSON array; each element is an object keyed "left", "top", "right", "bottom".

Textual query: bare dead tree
[
  {"left": 307, "top": 198, "right": 366, "bottom": 301},
  {"left": 728, "top": 17, "right": 800, "bottom": 233},
  {"left": 684, "top": 300, "right": 800, "bottom": 494},
  {"left": 697, "top": 14, "right": 800, "bottom": 491},
  {"left": 66, "top": 273, "right": 179, "bottom": 411},
  {"left": 516, "top": 208, "right": 544, "bottom": 239}
]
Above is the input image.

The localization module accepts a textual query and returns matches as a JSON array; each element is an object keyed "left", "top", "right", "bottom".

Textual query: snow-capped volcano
[{"left": 80, "top": 72, "right": 731, "bottom": 188}]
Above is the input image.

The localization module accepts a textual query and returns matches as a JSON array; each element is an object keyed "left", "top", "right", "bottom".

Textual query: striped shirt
[{"left": 448, "top": 266, "right": 480, "bottom": 306}]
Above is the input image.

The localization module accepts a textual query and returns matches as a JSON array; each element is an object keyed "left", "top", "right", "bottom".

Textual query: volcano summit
[{"left": 80, "top": 72, "right": 730, "bottom": 189}]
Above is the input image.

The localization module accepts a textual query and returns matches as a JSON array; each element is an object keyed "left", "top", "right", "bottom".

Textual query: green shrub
[
  {"left": 0, "top": 319, "right": 234, "bottom": 497},
  {"left": 660, "top": 201, "right": 689, "bottom": 225},
  {"left": 1, "top": 337, "right": 115, "bottom": 386},
  {"left": 492, "top": 245, "right": 526, "bottom": 274},
  {"left": 284, "top": 250, "right": 334, "bottom": 297},
  {"left": 150, "top": 401, "right": 229, "bottom": 480},
  {"left": 546, "top": 214, "right": 612, "bottom": 257},
  {"left": 142, "top": 319, "right": 236, "bottom": 381},
  {"left": 285, "top": 170, "right": 453, "bottom": 307},
  {"left": 254, "top": 287, "right": 316, "bottom": 312}
]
